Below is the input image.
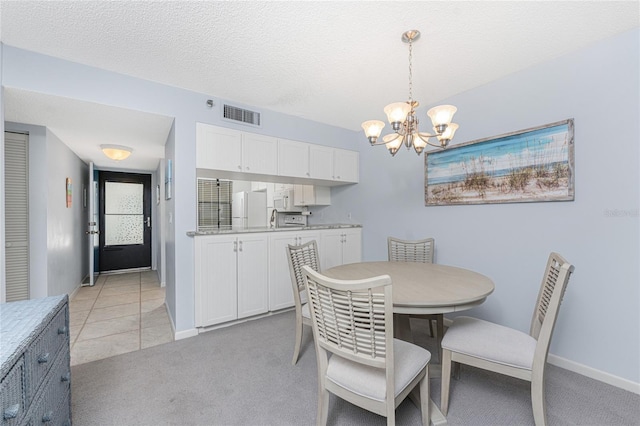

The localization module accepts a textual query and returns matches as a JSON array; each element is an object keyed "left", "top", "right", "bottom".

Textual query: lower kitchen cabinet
[
  {"left": 194, "top": 234, "right": 269, "bottom": 327},
  {"left": 320, "top": 228, "right": 362, "bottom": 270},
  {"left": 193, "top": 227, "right": 361, "bottom": 329},
  {"left": 268, "top": 231, "right": 321, "bottom": 311}
]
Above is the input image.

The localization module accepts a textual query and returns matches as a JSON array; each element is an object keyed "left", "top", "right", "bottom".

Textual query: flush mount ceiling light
[
  {"left": 100, "top": 144, "right": 132, "bottom": 161},
  {"left": 361, "top": 30, "right": 459, "bottom": 156}
]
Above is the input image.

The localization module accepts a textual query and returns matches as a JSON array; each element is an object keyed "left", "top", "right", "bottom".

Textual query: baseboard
[
  {"left": 442, "top": 317, "right": 639, "bottom": 394},
  {"left": 174, "top": 328, "right": 198, "bottom": 340},
  {"left": 163, "top": 302, "right": 198, "bottom": 341},
  {"left": 547, "top": 354, "right": 640, "bottom": 395}
]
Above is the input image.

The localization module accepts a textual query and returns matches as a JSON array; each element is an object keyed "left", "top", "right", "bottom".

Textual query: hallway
[{"left": 68, "top": 271, "right": 173, "bottom": 366}]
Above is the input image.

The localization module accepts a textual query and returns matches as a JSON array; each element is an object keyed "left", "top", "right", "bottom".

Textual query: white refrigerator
[{"left": 232, "top": 191, "right": 268, "bottom": 228}]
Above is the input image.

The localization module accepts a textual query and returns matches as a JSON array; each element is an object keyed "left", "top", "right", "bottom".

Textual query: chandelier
[{"left": 361, "top": 30, "right": 459, "bottom": 156}]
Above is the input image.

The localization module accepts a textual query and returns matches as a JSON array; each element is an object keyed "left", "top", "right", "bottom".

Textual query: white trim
[
  {"left": 174, "top": 328, "right": 198, "bottom": 340},
  {"left": 547, "top": 354, "right": 640, "bottom": 395},
  {"left": 443, "top": 317, "right": 639, "bottom": 394}
]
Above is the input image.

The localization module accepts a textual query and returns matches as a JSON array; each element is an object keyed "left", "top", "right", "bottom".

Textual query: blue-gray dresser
[{"left": 1, "top": 295, "right": 71, "bottom": 426}]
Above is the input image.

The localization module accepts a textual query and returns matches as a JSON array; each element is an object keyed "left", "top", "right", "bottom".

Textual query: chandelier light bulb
[
  {"left": 361, "top": 120, "right": 385, "bottom": 144},
  {"left": 384, "top": 102, "right": 411, "bottom": 127}
]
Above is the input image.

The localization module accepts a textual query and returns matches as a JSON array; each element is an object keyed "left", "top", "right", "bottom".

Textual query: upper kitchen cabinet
[
  {"left": 278, "top": 139, "right": 309, "bottom": 178},
  {"left": 309, "top": 145, "right": 334, "bottom": 181},
  {"left": 196, "top": 123, "right": 277, "bottom": 177},
  {"left": 196, "top": 122, "right": 358, "bottom": 185},
  {"left": 333, "top": 148, "right": 359, "bottom": 183}
]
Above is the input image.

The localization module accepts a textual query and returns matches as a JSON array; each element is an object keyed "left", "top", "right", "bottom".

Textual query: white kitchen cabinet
[
  {"left": 309, "top": 145, "right": 335, "bottom": 180},
  {"left": 196, "top": 123, "right": 277, "bottom": 175},
  {"left": 293, "top": 184, "right": 331, "bottom": 206},
  {"left": 278, "top": 139, "right": 310, "bottom": 178},
  {"left": 320, "top": 228, "right": 362, "bottom": 271},
  {"left": 333, "top": 148, "right": 359, "bottom": 183},
  {"left": 268, "top": 230, "right": 321, "bottom": 311},
  {"left": 242, "top": 133, "right": 279, "bottom": 175},
  {"left": 196, "top": 124, "right": 242, "bottom": 172},
  {"left": 194, "top": 233, "right": 269, "bottom": 327}
]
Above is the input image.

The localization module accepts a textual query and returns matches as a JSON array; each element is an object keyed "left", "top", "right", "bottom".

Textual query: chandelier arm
[{"left": 416, "top": 132, "right": 444, "bottom": 148}]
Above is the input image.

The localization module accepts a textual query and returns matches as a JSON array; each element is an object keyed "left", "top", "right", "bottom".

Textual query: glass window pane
[
  {"left": 105, "top": 215, "right": 144, "bottom": 246},
  {"left": 104, "top": 181, "right": 144, "bottom": 246},
  {"left": 105, "top": 182, "right": 143, "bottom": 214}
]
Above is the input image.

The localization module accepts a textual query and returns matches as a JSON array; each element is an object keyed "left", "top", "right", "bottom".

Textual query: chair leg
[
  {"left": 419, "top": 368, "right": 430, "bottom": 426},
  {"left": 386, "top": 407, "right": 395, "bottom": 426},
  {"left": 531, "top": 371, "right": 547, "bottom": 426},
  {"left": 428, "top": 319, "right": 436, "bottom": 338},
  {"left": 440, "top": 349, "right": 452, "bottom": 415},
  {"left": 292, "top": 316, "right": 303, "bottom": 365},
  {"left": 317, "top": 387, "right": 329, "bottom": 426}
]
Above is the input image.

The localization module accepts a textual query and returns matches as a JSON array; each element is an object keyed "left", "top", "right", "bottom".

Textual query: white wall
[
  {"left": 335, "top": 29, "right": 640, "bottom": 385},
  {"left": 45, "top": 129, "right": 89, "bottom": 296}
]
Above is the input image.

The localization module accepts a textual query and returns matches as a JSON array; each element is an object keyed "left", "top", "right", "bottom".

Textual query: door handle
[{"left": 145, "top": 217, "right": 151, "bottom": 227}]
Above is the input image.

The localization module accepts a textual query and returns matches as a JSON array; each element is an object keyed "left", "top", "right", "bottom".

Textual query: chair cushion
[
  {"left": 326, "top": 339, "right": 430, "bottom": 402},
  {"left": 441, "top": 316, "right": 536, "bottom": 370},
  {"left": 301, "top": 302, "right": 310, "bottom": 319}
]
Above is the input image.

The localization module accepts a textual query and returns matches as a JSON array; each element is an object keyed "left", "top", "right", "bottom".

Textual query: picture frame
[
  {"left": 66, "top": 178, "right": 72, "bottom": 208},
  {"left": 156, "top": 184, "right": 161, "bottom": 205},
  {"left": 165, "top": 159, "right": 172, "bottom": 200},
  {"left": 425, "top": 119, "right": 574, "bottom": 206}
]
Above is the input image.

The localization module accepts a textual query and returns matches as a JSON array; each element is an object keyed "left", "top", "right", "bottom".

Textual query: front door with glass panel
[{"left": 99, "top": 171, "right": 152, "bottom": 272}]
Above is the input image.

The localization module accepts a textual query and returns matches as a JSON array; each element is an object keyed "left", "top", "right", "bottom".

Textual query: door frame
[{"left": 98, "top": 170, "right": 153, "bottom": 273}]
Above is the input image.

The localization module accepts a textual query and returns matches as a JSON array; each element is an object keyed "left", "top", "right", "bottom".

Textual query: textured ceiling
[{"left": 1, "top": 1, "right": 639, "bottom": 171}]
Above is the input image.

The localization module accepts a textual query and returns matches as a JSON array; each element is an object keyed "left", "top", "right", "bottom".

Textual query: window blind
[{"left": 197, "top": 178, "right": 233, "bottom": 229}]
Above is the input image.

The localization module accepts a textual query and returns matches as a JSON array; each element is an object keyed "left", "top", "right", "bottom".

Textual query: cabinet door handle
[
  {"left": 42, "top": 411, "right": 54, "bottom": 422},
  {"left": 239, "top": 241, "right": 243, "bottom": 252},
  {"left": 3, "top": 404, "right": 20, "bottom": 420},
  {"left": 61, "top": 371, "right": 71, "bottom": 382},
  {"left": 237, "top": 165, "right": 242, "bottom": 170},
  {"left": 38, "top": 353, "right": 50, "bottom": 364},
  {"left": 58, "top": 326, "right": 67, "bottom": 335},
  {"left": 233, "top": 241, "right": 238, "bottom": 252}
]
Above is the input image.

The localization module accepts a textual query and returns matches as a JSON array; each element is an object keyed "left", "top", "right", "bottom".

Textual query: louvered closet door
[{"left": 4, "top": 132, "right": 29, "bottom": 301}]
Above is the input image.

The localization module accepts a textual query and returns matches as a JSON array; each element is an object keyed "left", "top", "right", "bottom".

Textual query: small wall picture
[
  {"left": 156, "top": 184, "right": 161, "bottom": 205},
  {"left": 425, "top": 119, "right": 575, "bottom": 206},
  {"left": 66, "top": 178, "right": 72, "bottom": 208},
  {"left": 165, "top": 159, "right": 173, "bottom": 200}
]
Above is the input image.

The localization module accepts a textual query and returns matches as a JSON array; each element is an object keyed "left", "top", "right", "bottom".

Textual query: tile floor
[{"left": 69, "top": 270, "right": 174, "bottom": 366}]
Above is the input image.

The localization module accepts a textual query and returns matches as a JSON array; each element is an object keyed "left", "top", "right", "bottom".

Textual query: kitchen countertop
[{"left": 187, "top": 223, "right": 361, "bottom": 236}]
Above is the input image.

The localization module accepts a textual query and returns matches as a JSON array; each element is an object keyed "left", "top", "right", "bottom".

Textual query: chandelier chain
[{"left": 408, "top": 38, "right": 413, "bottom": 104}]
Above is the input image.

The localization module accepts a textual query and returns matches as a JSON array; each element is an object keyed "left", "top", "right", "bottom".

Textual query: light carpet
[{"left": 71, "top": 311, "right": 639, "bottom": 425}]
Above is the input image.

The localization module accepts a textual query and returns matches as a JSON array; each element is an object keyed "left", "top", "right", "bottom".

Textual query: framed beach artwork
[{"left": 425, "top": 119, "right": 574, "bottom": 206}]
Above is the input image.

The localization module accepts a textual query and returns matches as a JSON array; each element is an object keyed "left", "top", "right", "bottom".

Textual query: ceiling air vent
[{"left": 223, "top": 104, "right": 261, "bottom": 127}]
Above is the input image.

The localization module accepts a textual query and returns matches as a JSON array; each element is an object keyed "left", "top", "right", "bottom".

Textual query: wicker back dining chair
[
  {"left": 301, "top": 265, "right": 431, "bottom": 426},
  {"left": 387, "top": 237, "right": 441, "bottom": 348},
  {"left": 440, "top": 252, "right": 575, "bottom": 426},
  {"left": 286, "top": 240, "right": 321, "bottom": 365}
]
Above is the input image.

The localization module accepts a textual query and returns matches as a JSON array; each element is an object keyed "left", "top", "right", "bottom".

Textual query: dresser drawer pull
[
  {"left": 3, "top": 404, "right": 20, "bottom": 420},
  {"left": 58, "top": 326, "right": 68, "bottom": 335},
  {"left": 42, "top": 411, "right": 53, "bottom": 422},
  {"left": 61, "top": 372, "right": 71, "bottom": 382},
  {"left": 38, "top": 353, "right": 50, "bottom": 364}
]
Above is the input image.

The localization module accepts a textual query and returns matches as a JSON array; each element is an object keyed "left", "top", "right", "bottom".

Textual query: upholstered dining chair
[
  {"left": 301, "top": 265, "right": 431, "bottom": 426},
  {"left": 286, "top": 240, "right": 321, "bottom": 365},
  {"left": 440, "top": 252, "right": 575, "bottom": 426},
  {"left": 387, "top": 237, "right": 441, "bottom": 343}
]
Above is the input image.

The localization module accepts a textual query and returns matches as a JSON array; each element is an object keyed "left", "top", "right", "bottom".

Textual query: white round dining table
[{"left": 323, "top": 261, "right": 495, "bottom": 315}]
